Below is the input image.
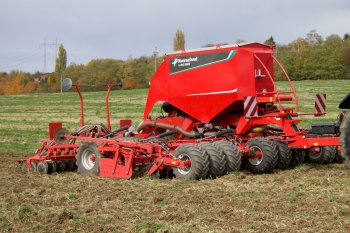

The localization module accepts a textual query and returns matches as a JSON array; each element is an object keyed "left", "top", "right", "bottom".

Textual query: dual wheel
[
  {"left": 162, "top": 137, "right": 306, "bottom": 180},
  {"left": 244, "top": 137, "right": 340, "bottom": 173},
  {"left": 243, "top": 137, "right": 279, "bottom": 173},
  {"left": 305, "top": 146, "right": 343, "bottom": 164},
  {"left": 172, "top": 141, "right": 241, "bottom": 180},
  {"left": 242, "top": 137, "right": 295, "bottom": 173}
]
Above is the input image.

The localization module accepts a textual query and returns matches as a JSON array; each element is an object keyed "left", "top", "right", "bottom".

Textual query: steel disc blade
[{"left": 54, "top": 128, "right": 69, "bottom": 145}]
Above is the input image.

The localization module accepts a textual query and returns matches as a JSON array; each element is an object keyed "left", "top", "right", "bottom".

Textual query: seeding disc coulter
[{"left": 19, "top": 42, "right": 350, "bottom": 179}]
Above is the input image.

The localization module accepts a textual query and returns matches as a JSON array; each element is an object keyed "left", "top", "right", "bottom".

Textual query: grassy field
[{"left": 0, "top": 80, "right": 350, "bottom": 232}]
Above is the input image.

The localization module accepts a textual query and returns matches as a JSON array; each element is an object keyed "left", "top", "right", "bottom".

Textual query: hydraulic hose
[
  {"left": 214, "top": 129, "right": 233, "bottom": 137},
  {"left": 137, "top": 121, "right": 198, "bottom": 138},
  {"left": 102, "top": 125, "right": 130, "bottom": 138}
]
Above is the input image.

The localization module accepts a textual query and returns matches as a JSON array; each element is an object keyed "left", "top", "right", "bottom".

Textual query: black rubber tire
[
  {"left": 172, "top": 144, "right": 209, "bottom": 180},
  {"left": 213, "top": 141, "right": 241, "bottom": 173},
  {"left": 76, "top": 142, "right": 101, "bottom": 175},
  {"left": 306, "top": 146, "right": 336, "bottom": 164},
  {"left": 325, "top": 146, "right": 337, "bottom": 163},
  {"left": 340, "top": 110, "right": 350, "bottom": 168},
  {"left": 272, "top": 140, "right": 292, "bottom": 170},
  {"left": 333, "top": 148, "right": 345, "bottom": 163},
  {"left": 197, "top": 142, "right": 226, "bottom": 179},
  {"left": 290, "top": 149, "right": 305, "bottom": 167},
  {"left": 28, "top": 160, "right": 37, "bottom": 173},
  {"left": 37, "top": 161, "right": 48, "bottom": 174},
  {"left": 244, "top": 137, "right": 278, "bottom": 173}
]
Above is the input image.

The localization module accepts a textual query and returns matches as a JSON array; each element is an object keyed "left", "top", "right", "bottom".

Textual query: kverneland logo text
[{"left": 172, "top": 57, "right": 198, "bottom": 67}]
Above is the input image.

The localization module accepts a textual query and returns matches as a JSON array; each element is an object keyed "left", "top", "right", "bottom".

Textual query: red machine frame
[{"left": 19, "top": 43, "right": 341, "bottom": 179}]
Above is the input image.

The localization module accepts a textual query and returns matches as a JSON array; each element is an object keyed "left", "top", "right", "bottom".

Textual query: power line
[
  {"left": 0, "top": 53, "right": 41, "bottom": 67},
  {"left": 0, "top": 52, "right": 42, "bottom": 70},
  {"left": 0, "top": 39, "right": 58, "bottom": 72},
  {"left": 40, "top": 38, "right": 58, "bottom": 73},
  {"left": 0, "top": 48, "right": 41, "bottom": 64}
]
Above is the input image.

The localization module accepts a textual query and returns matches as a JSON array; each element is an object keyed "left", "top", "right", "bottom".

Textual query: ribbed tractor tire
[
  {"left": 272, "top": 140, "right": 292, "bottom": 170},
  {"left": 197, "top": 142, "right": 226, "bottom": 179},
  {"left": 76, "top": 142, "right": 101, "bottom": 175},
  {"left": 213, "top": 141, "right": 241, "bottom": 173},
  {"left": 340, "top": 110, "right": 350, "bottom": 168},
  {"left": 325, "top": 146, "right": 337, "bottom": 163},
  {"left": 172, "top": 144, "right": 209, "bottom": 180},
  {"left": 333, "top": 148, "right": 345, "bottom": 163},
  {"left": 290, "top": 149, "right": 305, "bottom": 167},
  {"left": 306, "top": 146, "right": 336, "bottom": 164},
  {"left": 244, "top": 137, "right": 278, "bottom": 173}
]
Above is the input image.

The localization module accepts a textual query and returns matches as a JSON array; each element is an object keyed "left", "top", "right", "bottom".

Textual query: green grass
[
  {"left": 0, "top": 80, "right": 349, "bottom": 155},
  {"left": 0, "top": 89, "right": 149, "bottom": 154}
]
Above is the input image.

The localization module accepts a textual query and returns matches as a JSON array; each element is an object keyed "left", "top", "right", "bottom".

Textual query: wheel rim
[
  {"left": 176, "top": 153, "right": 191, "bottom": 175},
  {"left": 308, "top": 148, "right": 323, "bottom": 160},
  {"left": 248, "top": 146, "right": 264, "bottom": 165},
  {"left": 81, "top": 148, "right": 96, "bottom": 170},
  {"left": 308, "top": 152, "right": 322, "bottom": 159}
]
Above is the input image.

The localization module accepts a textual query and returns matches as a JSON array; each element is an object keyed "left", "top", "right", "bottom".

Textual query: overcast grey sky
[{"left": 0, "top": 0, "right": 349, "bottom": 73}]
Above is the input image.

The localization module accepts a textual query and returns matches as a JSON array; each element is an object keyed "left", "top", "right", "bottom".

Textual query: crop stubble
[{"left": 0, "top": 80, "right": 350, "bottom": 232}]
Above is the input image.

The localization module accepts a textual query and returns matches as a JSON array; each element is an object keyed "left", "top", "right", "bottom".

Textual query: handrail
[
  {"left": 254, "top": 54, "right": 284, "bottom": 110},
  {"left": 253, "top": 54, "right": 276, "bottom": 92},
  {"left": 272, "top": 55, "right": 299, "bottom": 111}
]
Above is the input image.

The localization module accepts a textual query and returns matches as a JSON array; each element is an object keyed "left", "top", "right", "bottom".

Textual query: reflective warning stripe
[
  {"left": 315, "top": 94, "right": 326, "bottom": 114},
  {"left": 244, "top": 96, "right": 258, "bottom": 118}
]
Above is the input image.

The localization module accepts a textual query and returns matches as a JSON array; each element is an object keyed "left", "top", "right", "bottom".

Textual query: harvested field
[{"left": 0, "top": 80, "right": 350, "bottom": 232}]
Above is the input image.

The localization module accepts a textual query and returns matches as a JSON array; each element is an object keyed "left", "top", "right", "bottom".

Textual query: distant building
[{"left": 34, "top": 75, "right": 48, "bottom": 83}]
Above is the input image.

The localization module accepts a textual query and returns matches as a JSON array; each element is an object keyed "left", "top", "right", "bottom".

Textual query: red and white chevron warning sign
[
  {"left": 244, "top": 96, "right": 258, "bottom": 118},
  {"left": 315, "top": 93, "right": 326, "bottom": 114}
]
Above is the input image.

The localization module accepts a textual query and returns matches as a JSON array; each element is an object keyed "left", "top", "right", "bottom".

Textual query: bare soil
[
  {"left": 1, "top": 153, "right": 349, "bottom": 232},
  {"left": 1, "top": 81, "right": 350, "bottom": 232}
]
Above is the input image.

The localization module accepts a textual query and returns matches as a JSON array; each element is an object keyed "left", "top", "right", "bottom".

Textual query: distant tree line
[
  {"left": 0, "top": 55, "right": 162, "bottom": 94},
  {"left": 0, "top": 30, "right": 349, "bottom": 95},
  {"left": 274, "top": 30, "right": 350, "bottom": 81}
]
